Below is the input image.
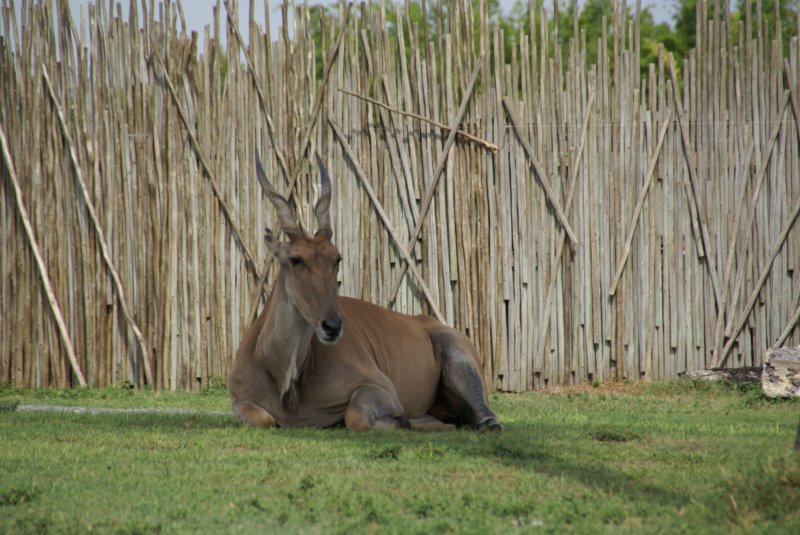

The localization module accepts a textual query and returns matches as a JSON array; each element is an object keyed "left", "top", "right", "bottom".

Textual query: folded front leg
[
  {"left": 232, "top": 399, "right": 278, "bottom": 428},
  {"left": 344, "top": 384, "right": 409, "bottom": 430}
]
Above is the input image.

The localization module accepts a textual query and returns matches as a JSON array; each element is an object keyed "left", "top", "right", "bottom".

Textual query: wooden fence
[{"left": 1, "top": 0, "right": 799, "bottom": 391}]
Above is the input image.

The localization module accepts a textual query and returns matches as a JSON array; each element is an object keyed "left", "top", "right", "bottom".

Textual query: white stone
[{"left": 761, "top": 346, "right": 800, "bottom": 398}]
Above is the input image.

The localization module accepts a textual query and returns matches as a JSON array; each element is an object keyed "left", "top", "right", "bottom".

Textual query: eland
[{"left": 227, "top": 153, "right": 501, "bottom": 431}]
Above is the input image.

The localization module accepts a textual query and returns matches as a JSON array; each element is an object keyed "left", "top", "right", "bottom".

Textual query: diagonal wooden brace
[
  {"left": 502, "top": 97, "right": 579, "bottom": 247},
  {"left": 330, "top": 120, "right": 445, "bottom": 323},
  {"left": 386, "top": 56, "right": 486, "bottom": 309}
]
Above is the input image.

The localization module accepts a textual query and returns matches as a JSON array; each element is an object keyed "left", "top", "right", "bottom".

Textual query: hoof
[
  {"left": 476, "top": 417, "right": 503, "bottom": 433},
  {"left": 395, "top": 416, "right": 412, "bottom": 430}
]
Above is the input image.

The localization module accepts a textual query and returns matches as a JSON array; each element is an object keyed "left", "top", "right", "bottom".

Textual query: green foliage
[
  {"left": 674, "top": 0, "right": 699, "bottom": 52},
  {"left": 1, "top": 383, "right": 799, "bottom": 533},
  {"left": 640, "top": 10, "right": 683, "bottom": 74},
  {"left": 219, "top": 51, "right": 229, "bottom": 88},
  {"left": 304, "top": 0, "right": 796, "bottom": 84},
  {"left": 671, "top": 0, "right": 798, "bottom": 60},
  {"left": 735, "top": 0, "right": 798, "bottom": 55},
  {"left": 308, "top": 4, "right": 328, "bottom": 82}
]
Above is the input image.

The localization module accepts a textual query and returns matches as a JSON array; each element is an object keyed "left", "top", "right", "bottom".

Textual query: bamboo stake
[
  {"left": 710, "top": 139, "right": 756, "bottom": 363},
  {"left": 330, "top": 119, "right": 445, "bottom": 323},
  {"left": 785, "top": 60, "right": 800, "bottom": 144},
  {"left": 338, "top": 88, "right": 499, "bottom": 153},
  {"left": 722, "top": 91, "right": 790, "bottom": 339},
  {"left": 716, "top": 191, "right": 800, "bottom": 367},
  {"left": 773, "top": 297, "right": 800, "bottom": 349},
  {"left": 148, "top": 37, "right": 260, "bottom": 275},
  {"left": 667, "top": 53, "right": 722, "bottom": 308},
  {"left": 4, "top": 0, "right": 800, "bottom": 390},
  {"left": 41, "top": 66, "right": 152, "bottom": 385},
  {"left": 222, "top": 0, "right": 290, "bottom": 182},
  {"left": 242, "top": 1, "right": 352, "bottom": 325},
  {"left": 609, "top": 108, "right": 673, "bottom": 296},
  {"left": 283, "top": 2, "right": 352, "bottom": 199},
  {"left": 0, "top": 122, "right": 87, "bottom": 386},
  {"left": 222, "top": 0, "right": 288, "bottom": 325},
  {"left": 534, "top": 90, "right": 595, "bottom": 370},
  {"left": 502, "top": 97, "right": 580, "bottom": 247},
  {"left": 386, "top": 55, "right": 484, "bottom": 309}
]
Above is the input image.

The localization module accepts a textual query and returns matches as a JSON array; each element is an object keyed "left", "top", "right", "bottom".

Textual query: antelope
[{"left": 227, "top": 153, "right": 501, "bottom": 431}]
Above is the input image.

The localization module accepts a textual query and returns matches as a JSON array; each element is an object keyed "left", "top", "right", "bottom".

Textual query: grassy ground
[{"left": 0, "top": 380, "right": 798, "bottom": 534}]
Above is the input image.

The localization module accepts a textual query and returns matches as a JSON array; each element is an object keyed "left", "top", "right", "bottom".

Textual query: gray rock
[
  {"left": 680, "top": 367, "right": 761, "bottom": 382},
  {"left": 761, "top": 346, "right": 800, "bottom": 398}
]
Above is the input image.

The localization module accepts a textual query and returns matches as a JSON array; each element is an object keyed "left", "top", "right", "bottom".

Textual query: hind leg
[{"left": 431, "top": 329, "right": 502, "bottom": 432}]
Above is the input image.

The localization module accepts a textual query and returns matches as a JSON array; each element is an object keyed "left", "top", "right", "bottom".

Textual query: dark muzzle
[{"left": 321, "top": 317, "right": 343, "bottom": 342}]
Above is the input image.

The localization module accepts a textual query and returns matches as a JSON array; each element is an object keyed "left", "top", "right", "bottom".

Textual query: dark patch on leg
[
  {"left": 476, "top": 417, "right": 503, "bottom": 433},
  {"left": 394, "top": 416, "right": 411, "bottom": 430},
  {"left": 432, "top": 333, "right": 501, "bottom": 430},
  {"left": 428, "top": 383, "right": 474, "bottom": 427}
]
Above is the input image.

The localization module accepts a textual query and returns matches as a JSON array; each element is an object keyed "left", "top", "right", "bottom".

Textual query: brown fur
[{"left": 228, "top": 155, "right": 500, "bottom": 431}]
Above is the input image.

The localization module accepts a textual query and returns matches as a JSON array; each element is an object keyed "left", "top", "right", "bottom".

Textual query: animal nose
[{"left": 322, "top": 318, "right": 342, "bottom": 338}]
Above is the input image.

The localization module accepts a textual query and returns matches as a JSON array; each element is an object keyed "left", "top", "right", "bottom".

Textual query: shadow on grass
[
  {"left": 10, "top": 408, "right": 688, "bottom": 507},
  {"left": 290, "top": 421, "right": 690, "bottom": 510},
  {"left": 483, "top": 425, "right": 685, "bottom": 507}
]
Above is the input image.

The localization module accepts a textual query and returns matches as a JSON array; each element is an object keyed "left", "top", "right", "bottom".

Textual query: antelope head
[{"left": 256, "top": 153, "right": 343, "bottom": 345}]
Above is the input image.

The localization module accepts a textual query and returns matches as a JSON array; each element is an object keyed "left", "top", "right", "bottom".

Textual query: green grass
[{"left": 1, "top": 381, "right": 798, "bottom": 534}]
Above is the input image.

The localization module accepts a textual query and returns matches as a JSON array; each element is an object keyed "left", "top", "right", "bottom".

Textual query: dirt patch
[{"left": 538, "top": 381, "right": 646, "bottom": 396}]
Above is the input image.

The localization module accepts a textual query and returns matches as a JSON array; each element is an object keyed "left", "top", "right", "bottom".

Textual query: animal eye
[{"left": 289, "top": 256, "right": 303, "bottom": 266}]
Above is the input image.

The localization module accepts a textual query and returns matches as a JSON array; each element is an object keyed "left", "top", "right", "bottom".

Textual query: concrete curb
[{"left": 14, "top": 404, "right": 233, "bottom": 418}]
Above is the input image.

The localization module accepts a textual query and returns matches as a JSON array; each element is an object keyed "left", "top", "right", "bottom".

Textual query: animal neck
[{"left": 257, "top": 274, "right": 314, "bottom": 408}]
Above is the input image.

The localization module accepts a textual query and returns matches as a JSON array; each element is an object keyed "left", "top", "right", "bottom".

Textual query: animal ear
[
  {"left": 256, "top": 152, "right": 304, "bottom": 240},
  {"left": 264, "top": 226, "right": 279, "bottom": 253},
  {"left": 264, "top": 227, "right": 292, "bottom": 261},
  {"left": 314, "top": 227, "right": 333, "bottom": 240},
  {"left": 313, "top": 153, "right": 332, "bottom": 239}
]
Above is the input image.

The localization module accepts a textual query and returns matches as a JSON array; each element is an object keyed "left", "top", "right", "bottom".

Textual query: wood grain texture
[{"left": 1, "top": 1, "right": 798, "bottom": 390}]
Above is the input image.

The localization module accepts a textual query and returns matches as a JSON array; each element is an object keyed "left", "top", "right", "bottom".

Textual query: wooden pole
[
  {"left": 42, "top": 66, "right": 155, "bottom": 385},
  {"left": 0, "top": 123, "right": 87, "bottom": 387},
  {"left": 667, "top": 54, "right": 722, "bottom": 308},
  {"left": 720, "top": 92, "right": 790, "bottom": 340},
  {"left": 386, "top": 56, "right": 485, "bottom": 309},
  {"left": 238, "top": 1, "right": 353, "bottom": 325},
  {"left": 785, "top": 60, "right": 800, "bottom": 146},
  {"left": 710, "top": 140, "right": 756, "bottom": 365},
  {"left": 338, "top": 88, "right": 499, "bottom": 153},
  {"left": 223, "top": 0, "right": 291, "bottom": 181},
  {"left": 716, "top": 192, "right": 800, "bottom": 367},
  {"left": 502, "top": 97, "right": 580, "bottom": 247},
  {"left": 534, "top": 90, "right": 595, "bottom": 369},
  {"left": 330, "top": 119, "right": 445, "bottom": 323},
  {"left": 609, "top": 108, "right": 672, "bottom": 296},
  {"left": 774, "top": 299, "right": 800, "bottom": 350},
  {"left": 283, "top": 2, "right": 353, "bottom": 199},
  {"left": 148, "top": 38, "right": 260, "bottom": 276}
]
